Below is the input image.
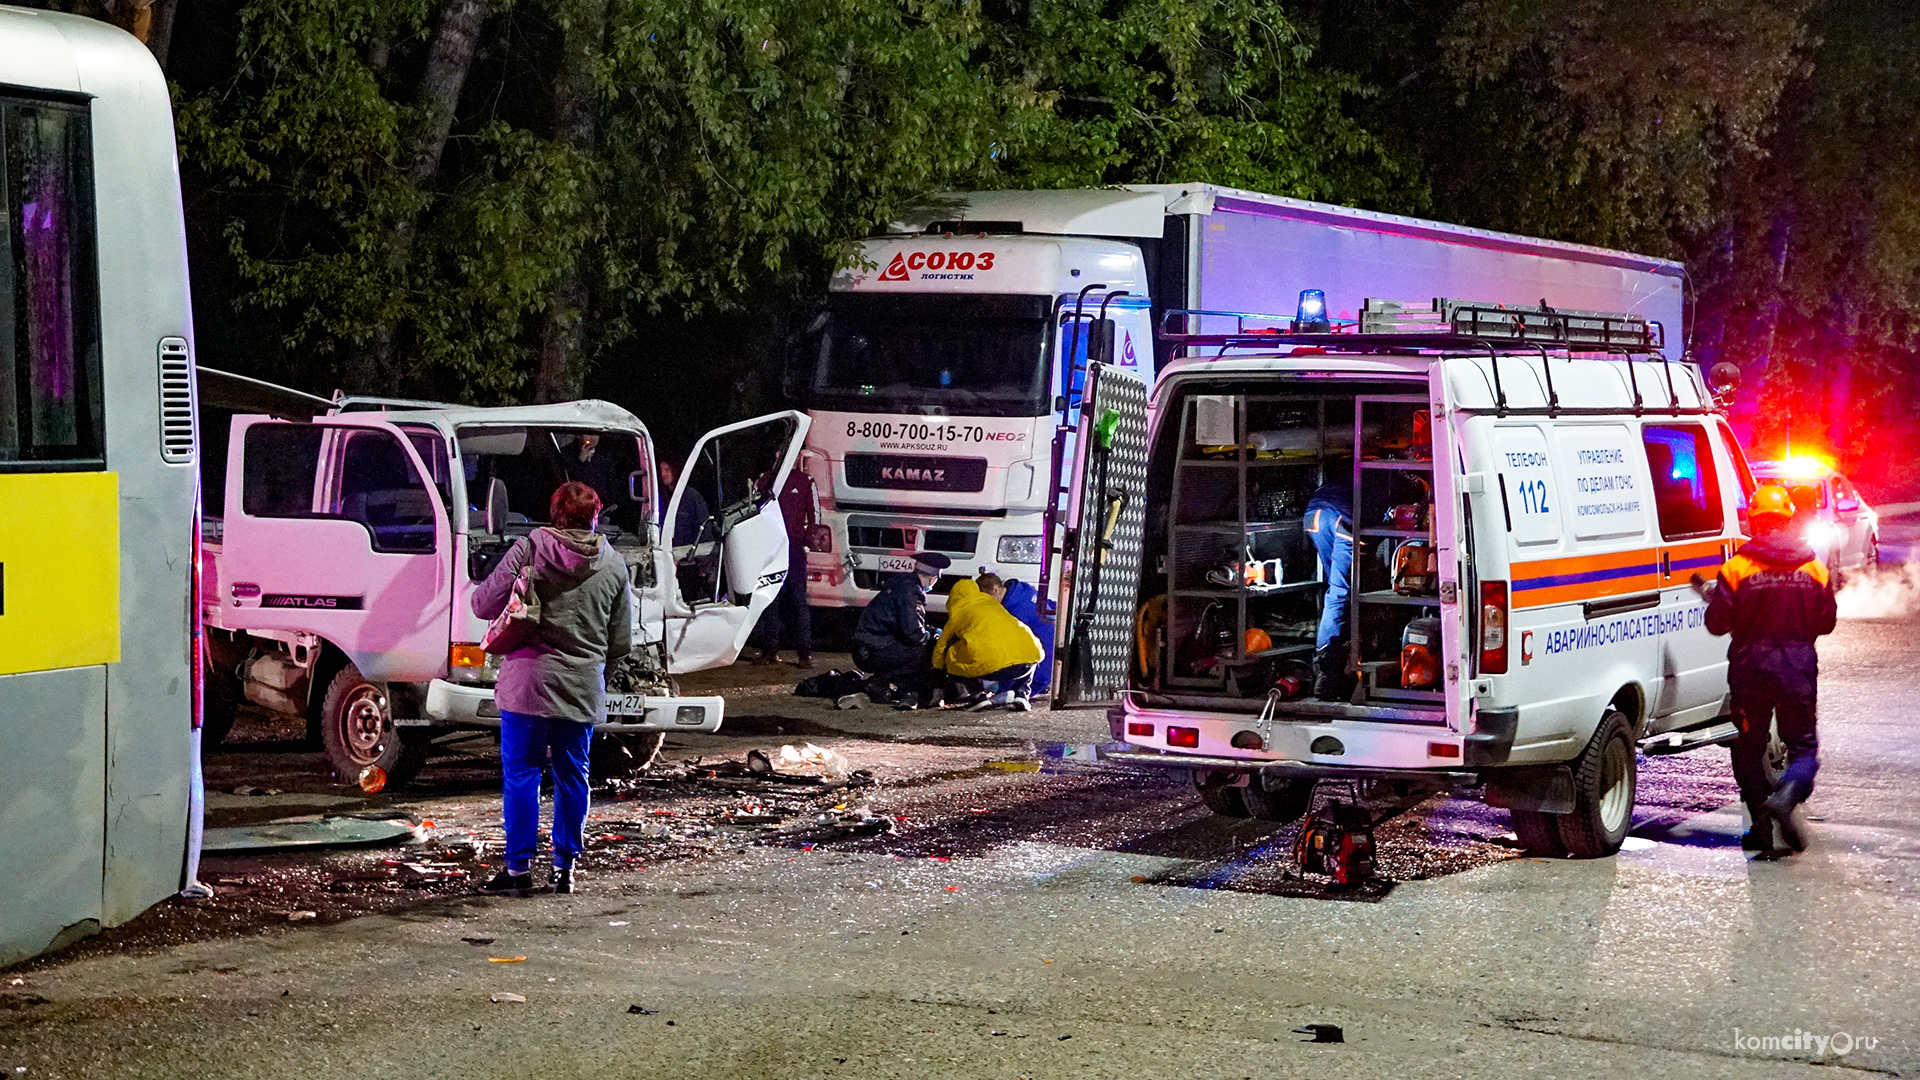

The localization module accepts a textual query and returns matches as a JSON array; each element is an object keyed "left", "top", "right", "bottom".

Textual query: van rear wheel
[
  {"left": 1509, "top": 809, "right": 1567, "bottom": 855},
  {"left": 1194, "top": 775, "right": 1250, "bottom": 818},
  {"left": 319, "top": 663, "right": 407, "bottom": 783},
  {"left": 1241, "top": 778, "right": 1314, "bottom": 823},
  {"left": 1556, "top": 710, "right": 1637, "bottom": 857}
]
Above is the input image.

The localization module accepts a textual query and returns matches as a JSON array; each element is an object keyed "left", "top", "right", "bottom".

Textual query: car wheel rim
[
  {"left": 1599, "top": 737, "right": 1633, "bottom": 834},
  {"left": 339, "top": 684, "right": 388, "bottom": 764}
]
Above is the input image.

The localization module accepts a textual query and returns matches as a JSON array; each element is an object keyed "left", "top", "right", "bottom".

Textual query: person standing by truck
[
  {"left": 472, "top": 482, "right": 634, "bottom": 895},
  {"left": 1705, "top": 484, "right": 1838, "bottom": 853},
  {"left": 750, "top": 460, "right": 817, "bottom": 668}
]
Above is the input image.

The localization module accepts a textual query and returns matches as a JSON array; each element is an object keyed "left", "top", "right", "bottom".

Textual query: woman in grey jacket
[{"left": 472, "top": 482, "right": 632, "bottom": 896}]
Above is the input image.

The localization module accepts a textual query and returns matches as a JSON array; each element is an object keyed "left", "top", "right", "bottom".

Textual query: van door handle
[
  {"left": 1660, "top": 551, "right": 1671, "bottom": 578},
  {"left": 1583, "top": 591, "right": 1661, "bottom": 621}
]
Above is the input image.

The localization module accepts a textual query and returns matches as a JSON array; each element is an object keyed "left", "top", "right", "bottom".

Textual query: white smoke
[{"left": 1836, "top": 561, "right": 1920, "bottom": 619}]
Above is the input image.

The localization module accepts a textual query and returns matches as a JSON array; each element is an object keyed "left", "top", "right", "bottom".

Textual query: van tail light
[
  {"left": 1167, "top": 726, "right": 1200, "bottom": 749},
  {"left": 1480, "top": 580, "right": 1509, "bottom": 675}
]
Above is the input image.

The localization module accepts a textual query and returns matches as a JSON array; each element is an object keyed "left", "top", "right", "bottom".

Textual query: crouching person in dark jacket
[
  {"left": 473, "top": 482, "right": 633, "bottom": 895},
  {"left": 1706, "top": 484, "right": 1837, "bottom": 854},
  {"left": 846, "top": 552, "right": 950, "bottom": 710}
]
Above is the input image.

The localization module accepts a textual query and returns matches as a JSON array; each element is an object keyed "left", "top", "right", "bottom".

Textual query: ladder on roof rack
[
  {"left": 1360, "top": 298, "right": 1664, "bottom": 352},
  {"left": 1155, "top": 300, "right": 1683, "bottom": 419}
]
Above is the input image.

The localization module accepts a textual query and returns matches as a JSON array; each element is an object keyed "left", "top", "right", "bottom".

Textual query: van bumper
[
  {"left": 1108, "top": 698, "right": 1510, "bottom": 776},
  {"left": 424, "top": 678, "right": 724, "bottom": 734}
]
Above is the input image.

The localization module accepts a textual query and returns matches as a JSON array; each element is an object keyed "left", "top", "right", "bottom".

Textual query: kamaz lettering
[{"left": 882, "top": 466, "right": 946, "bottom": 483}]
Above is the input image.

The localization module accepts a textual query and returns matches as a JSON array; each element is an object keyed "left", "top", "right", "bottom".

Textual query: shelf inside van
[
  {"left": 1358, "top": 460, "right": 1433, "bottom": 471},
  {"left": 1359, "top": 527, "right": 1429, "bottom": 539},
  {"left": 1357, "top": 590, "right": 1441, "bottom": 606}
]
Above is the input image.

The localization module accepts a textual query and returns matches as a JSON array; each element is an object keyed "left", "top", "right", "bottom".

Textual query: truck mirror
[
  {"left": 485, "top": 478, "right": 509, "bottom": 535},
  {"left": 1088, "top": 319, "right": 1116, "bottom": 366}
]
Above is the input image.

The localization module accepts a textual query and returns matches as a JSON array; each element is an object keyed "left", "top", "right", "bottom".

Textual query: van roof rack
[{"left": 1157, "top": 300, "right": 1682, "bottom": 419}]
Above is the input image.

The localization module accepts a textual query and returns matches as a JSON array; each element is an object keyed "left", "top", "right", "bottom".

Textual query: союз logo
[{"left": 878, "top": 251, "right": 996, "bottom": 282}]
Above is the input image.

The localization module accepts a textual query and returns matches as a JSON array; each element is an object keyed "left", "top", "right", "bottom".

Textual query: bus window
[{"left": 0, "top": 98, "right": 102, "bottom": 465}]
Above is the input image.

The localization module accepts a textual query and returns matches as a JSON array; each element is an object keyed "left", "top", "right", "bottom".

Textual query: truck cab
[
  {"left": 201, "top": 393, "right": 807, "bottom": 784},
  {"left": 800, "top": 226, "right": 1155, "bottom": 613}
]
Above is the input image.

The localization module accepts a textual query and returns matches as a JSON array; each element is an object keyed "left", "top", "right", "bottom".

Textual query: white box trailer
[{"left": 799, "top": 186, "right": 1687, "bottom": 657}]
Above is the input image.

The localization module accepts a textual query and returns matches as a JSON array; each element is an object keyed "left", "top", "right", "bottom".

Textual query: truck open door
[
  {"left": 1051, "top": 365, "right": 1150, "bottom": 708},
  {"left": 1427, "top": 365, "right": 1469, "bottom": 736},
  {"left": 659, "top": 410, "right": 811, "bottom": 672},
  {"left": 219, "top": 414, "right": 454, "bottom": 684}
]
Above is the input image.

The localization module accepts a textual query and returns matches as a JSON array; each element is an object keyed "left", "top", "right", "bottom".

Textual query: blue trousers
[
  {"left": 1305, "top": 504, "right": 1354, "bottom": 650},
  {"left": 500, "top": 710, "right": 593, "bottom": 874},
  {"left": 981, "top": 664, "right": 1035, "bottom": 702}
]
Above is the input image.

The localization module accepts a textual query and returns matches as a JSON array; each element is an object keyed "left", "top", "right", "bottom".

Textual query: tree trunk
[
  {"left": 531, "top": 0, "right": 609, "bottom": 403},
  {"left": 353, "top": 0, "right": 490, "bottom": 391},
  {"left": 146, "top": 0, "right": 176, "bottom": 69}
]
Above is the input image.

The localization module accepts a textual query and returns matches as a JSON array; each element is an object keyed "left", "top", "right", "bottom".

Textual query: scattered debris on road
[{"left": 489, "top": 992, "right": 525, "bottom": 1004}]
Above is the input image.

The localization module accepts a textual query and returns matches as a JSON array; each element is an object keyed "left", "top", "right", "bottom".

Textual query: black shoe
[
  {"left": 481, "top": 869, "right": 534, "bottom": 897},
  {"left": 548, "top": 866, "right": 574, "bottom": 894},
  {"left": 1741, "top": 805, "right": 1777, "bottom": 852},
  {"left": 794, "top": 652, "right": 814, "bottom": 669},
  {"left": 750, "top": 649, "right": 780, "bottom": 665},
  {"left": 1764, "top": 790, "right": 1808, "bottom": 852},
  {"left": 894, "top": 697, "right": 921, "bottom": 712}
]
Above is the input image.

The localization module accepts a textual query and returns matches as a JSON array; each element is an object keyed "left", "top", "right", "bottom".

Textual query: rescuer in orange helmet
[{"left": 1704, "top": 484, "right": 1837, "bottom": 853}]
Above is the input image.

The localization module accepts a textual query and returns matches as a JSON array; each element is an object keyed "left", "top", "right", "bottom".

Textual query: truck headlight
[{"left": 997, "top": 535, "right": 1044, "bottom": 564}]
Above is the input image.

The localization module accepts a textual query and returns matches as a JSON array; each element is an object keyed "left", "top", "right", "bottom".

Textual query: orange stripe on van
[{"left": 1511, "top": 547, "right": 1660, "bottom": 609}]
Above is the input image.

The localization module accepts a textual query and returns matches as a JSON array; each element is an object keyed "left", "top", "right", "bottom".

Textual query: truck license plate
[
  {"left": 878, "top": 554, "right": 917, "bottom": 573},
  {"left": 606, "top": 693, "right": 648, "bottom": 717}
]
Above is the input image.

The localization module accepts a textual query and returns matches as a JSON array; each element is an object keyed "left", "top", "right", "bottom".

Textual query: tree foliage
[{"left": 165, "top": 0, "right": 1404, "bottom": 402}]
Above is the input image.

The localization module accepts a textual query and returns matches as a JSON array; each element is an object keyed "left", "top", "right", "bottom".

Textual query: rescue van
[
  {"left": 199, "top": 381, "right": 807, "bottom": 785},
  {"left": 1058, "top": 298, "right": 1758, "bottom": 857}
]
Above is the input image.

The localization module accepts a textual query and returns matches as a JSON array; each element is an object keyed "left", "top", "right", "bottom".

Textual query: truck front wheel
[{"left": 319, "top": 663, "right": 408, "bottom": 784}]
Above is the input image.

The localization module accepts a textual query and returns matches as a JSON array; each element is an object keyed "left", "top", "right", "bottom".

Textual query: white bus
[{"left": 0, "top": 8, "right": 202, "bottom": 964}]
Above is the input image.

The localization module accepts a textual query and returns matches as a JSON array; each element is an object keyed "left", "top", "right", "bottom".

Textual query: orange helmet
[
  {"left": 1750, "top": 484, "right": 1794, "bottom": 528},
  {"left": 1244, "top": 627, "right": 1273, "bottom": 655}
]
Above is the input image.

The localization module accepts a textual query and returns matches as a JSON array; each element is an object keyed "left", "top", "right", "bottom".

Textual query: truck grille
[
  {"left": 845, "top": 453, "right": 988, "bottom": 493},
  {"left": 848, "top": 525, "right": 908, "bottom": 549}
]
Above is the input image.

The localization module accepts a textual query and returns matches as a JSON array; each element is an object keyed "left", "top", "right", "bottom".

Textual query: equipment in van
[
  {"left": 1399, "top": 616, "right": 1441, "bottom": 690},
  {"left": 1391, "top": 541, "right": 1439, "bottom": 596}
]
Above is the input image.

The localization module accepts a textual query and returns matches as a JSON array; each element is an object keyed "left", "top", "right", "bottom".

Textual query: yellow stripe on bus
[{"left": 0, "top": 472, "right": 120, "bottom": 675}]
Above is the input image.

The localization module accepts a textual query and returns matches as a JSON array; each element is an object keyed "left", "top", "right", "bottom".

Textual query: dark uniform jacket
[
  {"left": 853, "top": 573, "right": 931, "bottom": 652},
  {"left": 1705, "top": 532, "right": 1837, "bottom": 698}
]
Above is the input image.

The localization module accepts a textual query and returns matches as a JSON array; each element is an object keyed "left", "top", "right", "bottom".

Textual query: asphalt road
[{"left": 10, "top": 559, "right": 1920, "bottom": 1077}]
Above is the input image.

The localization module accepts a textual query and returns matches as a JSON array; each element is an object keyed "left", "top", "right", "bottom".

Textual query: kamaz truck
[{"left": 793, "top": 186, "right": 1688, "bottom": 640}]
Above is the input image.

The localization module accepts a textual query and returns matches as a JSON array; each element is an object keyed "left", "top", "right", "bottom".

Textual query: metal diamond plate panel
[{"left": 1057, "top": 367, "right": 1149, "bottom": 706}]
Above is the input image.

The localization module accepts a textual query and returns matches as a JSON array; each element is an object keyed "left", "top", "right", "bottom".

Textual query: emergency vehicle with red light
[
  {"left": 794, "top": 186, "right": 1692, "bottom": 645},
  {"left": 1751, "top": 457, "right": 1879, "bottom": 577},
  {"left": 198, "top": 380, "right": 807, "bottom": 785},
  {"left": 1052, "top": 294, "right": 1759, "bottom": 858}
]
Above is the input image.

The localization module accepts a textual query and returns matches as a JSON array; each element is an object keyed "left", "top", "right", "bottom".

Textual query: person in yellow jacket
[{"left": 933, "top": 575, "right": 1045, "bottom": 712}]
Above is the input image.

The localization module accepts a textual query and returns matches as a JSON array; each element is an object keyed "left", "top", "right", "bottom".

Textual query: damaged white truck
[{"left": 198, "top": 371, "right": 807, "bottom": 785}]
